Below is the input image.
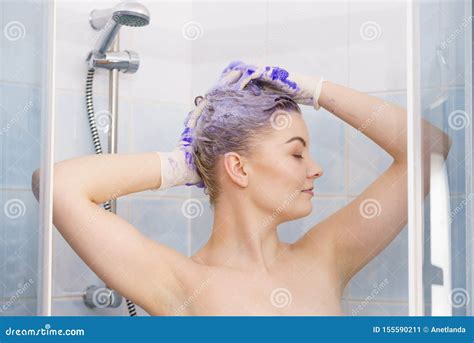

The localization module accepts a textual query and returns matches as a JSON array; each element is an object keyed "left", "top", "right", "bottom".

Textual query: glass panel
[
  {"left": 0, "top": 0, "right": 49, "bottom": 316},
  {"left": 419, "top": 0, "right": 472, "bottom": 316}
]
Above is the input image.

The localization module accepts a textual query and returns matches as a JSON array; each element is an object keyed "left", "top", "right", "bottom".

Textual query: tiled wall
[{"left": 0, "top": 0, "right": 469, "bottom": 316}]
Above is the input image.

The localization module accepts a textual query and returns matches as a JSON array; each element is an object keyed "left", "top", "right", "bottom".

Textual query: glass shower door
[
  {"left": 0, "top": 0, "right": 53, "bottom": 315},
  {"left": 416, "top": 0, "right": 472, "bottom": 316}
]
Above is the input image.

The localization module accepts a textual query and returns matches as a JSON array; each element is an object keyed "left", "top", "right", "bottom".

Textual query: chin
[{"left": 289, "top": 197, "right": 313, "bottom": 220}]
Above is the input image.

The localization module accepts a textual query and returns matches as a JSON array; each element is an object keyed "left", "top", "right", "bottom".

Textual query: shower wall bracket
[{"left": 86, "top": 50, "right": 140, "bottom": 73}]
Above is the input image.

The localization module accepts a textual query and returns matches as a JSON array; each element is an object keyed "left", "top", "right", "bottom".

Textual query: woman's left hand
[{"left": 220, "top": 61, "right": 325, "bottom": 110}]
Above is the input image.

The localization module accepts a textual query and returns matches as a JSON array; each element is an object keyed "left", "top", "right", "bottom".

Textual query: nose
[{"left": 308, "top": 159, "right": 323, "bottom": 179}]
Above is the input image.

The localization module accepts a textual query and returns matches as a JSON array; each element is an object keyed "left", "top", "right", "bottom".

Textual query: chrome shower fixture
[{"left": 86, "top": 1, "right": 150, "bottom": 73}]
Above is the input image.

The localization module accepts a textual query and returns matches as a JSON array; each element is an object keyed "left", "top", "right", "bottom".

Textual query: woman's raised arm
[{"left": 31, "top": 152, "right": 198, "bottom": 315}]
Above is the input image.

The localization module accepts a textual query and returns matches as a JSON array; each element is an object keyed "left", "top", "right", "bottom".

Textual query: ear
[{"left": 222, "top": 152, "right": 249, "bottom": 187}]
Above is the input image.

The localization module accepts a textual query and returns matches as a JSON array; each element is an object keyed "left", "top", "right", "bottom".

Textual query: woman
[{"left": 33, "top": 61, "right": 452, "bottom": 316}]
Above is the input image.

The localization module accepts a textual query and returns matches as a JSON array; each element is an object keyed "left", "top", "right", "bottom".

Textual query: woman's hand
[
  {"left": 158, "top": 101, "right": 207, "bottom": 190},
  {"left": 220, "top": 60, "right": 325, "bottom": 110}
]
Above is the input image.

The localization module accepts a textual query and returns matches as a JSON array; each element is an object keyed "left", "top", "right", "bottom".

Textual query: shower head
[{"left": 90, "top": 1, "right": 150, "bottom": 55}]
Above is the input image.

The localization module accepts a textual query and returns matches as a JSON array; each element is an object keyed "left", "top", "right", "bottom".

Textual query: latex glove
[
  {"left": 157, "top": 99, "right": 209, "bottom": 190},
  {"left": 223, "top": 60, "right": 325, "bottom": 110}
]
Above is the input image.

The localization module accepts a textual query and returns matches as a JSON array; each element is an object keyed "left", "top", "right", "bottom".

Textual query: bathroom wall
[{"left": 4, "top": 0, "right": 466, "bottom": 316}]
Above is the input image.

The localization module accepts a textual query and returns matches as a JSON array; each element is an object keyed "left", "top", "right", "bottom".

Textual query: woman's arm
[
  {"left": 54, "top": 152, "right": 162, "bottom": 204},
  {"left": 318, "top": 80, "right": 451, "bottom": 163},
  {"left": 297, "top": 81, "right": 452, "bottom": 288},
  {"left": 32, "top": 152, "right": 196, "bottom": 314}
]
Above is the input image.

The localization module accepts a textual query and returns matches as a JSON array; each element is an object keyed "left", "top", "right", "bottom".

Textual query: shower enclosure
[{"left": 0, "top": 0, "right": 472, "bottom": 316}]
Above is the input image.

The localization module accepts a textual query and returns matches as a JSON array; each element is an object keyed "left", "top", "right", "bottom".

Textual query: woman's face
[{"left": 247, "top": 110, "right": 324, "bottom": 223}]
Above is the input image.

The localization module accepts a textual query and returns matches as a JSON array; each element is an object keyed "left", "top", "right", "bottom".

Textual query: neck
[{"left": 196, "top": 195, "right": 289, "bottom": 273}]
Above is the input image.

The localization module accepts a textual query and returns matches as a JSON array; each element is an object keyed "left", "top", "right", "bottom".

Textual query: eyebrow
[{"left": 285, "top": 136, "right": 307, "bottom": 147}]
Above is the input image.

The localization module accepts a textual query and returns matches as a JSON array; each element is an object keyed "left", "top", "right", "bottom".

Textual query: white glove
[
  {"left": 222, "top": 61, "right": 325, "bottom": 110},
  {"left": 157, "top": 98, "right": 209, "bottom": 190}
]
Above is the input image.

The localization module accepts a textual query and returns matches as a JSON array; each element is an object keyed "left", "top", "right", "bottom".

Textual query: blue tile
[
  {"left": 125, "top": 196, "right": 190, "bottom": 256},
  {"left": 345, "top": 224, "right": 409, "bottom": 303},
  {"left": 445, "top": 88, "right": 467, "bottom": 195},
  {"left": 0, "top": 298, "right": 37, "bottom": 316},
  {"left": 1, "top": 1, "right": 46, "bottom": 85},
  {"left": 439, "top": 0, "right": 469, "bottom": 87},
  {"left": 420, "top": 0, "right": 441, "bottom": 89},
  {"left": 301, "top": 106, "right": 345, "bottom": 194},
  {"left": 0, "top": 190, "right": 39, "bottom": 300},
  {"left": 0, "top": 83, "right": 42, "bottom": 188},
  {"left": 188, "top": 198, "right": 213, "bottom": 256}
]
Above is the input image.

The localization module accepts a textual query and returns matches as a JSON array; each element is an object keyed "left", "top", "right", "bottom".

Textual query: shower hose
[{"left": 85, "top": 68, "right": 138, "bottom": 317}]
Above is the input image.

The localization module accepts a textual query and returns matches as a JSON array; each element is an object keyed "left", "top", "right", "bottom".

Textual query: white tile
[
  {"left": 267, "top": 1, "right": 350, "bottom": 86},
  {"left": 349, "top": 0, "right": 406, "bottom": 92},
  {"left": 190, "top": 1, "right": 267, "bottom": 99},
  {"left": 55, "top": 0, "right": 134, "bottom": 95}
]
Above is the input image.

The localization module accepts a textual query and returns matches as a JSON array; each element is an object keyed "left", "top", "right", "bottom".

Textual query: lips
[{"left": 302, "top": 187, "right": 314, "bottom": 192}]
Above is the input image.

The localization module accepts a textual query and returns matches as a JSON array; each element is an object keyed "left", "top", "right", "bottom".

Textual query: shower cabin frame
[{"left": 35, "top": 0, "right": 473, "bottom": 316}]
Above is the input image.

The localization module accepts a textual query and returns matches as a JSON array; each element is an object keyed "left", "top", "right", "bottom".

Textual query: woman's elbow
[{"left": 31, "top": 168, "right": 41, "bottom": 201}]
